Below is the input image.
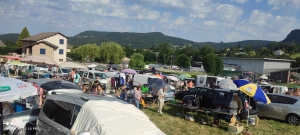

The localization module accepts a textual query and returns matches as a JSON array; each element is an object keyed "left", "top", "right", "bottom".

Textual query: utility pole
[{"left": 171, "top": 55, "right": 173, "bottom": 69}]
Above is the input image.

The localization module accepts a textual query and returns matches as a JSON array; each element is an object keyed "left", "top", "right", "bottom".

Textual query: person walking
[
  {"left": 157, "top": 85, "right": 167, "bottom": 115},
  {"left": 135, "top": 85, "right": 142, "bottom": 109}
]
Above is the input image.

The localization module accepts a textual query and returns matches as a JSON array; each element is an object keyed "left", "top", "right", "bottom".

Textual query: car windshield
[
  {"left": 94, "top": 73, "right": 108, "bottom": 79},
  {"left": 61, "top": 68, "right": 71, "bottom": 73}
]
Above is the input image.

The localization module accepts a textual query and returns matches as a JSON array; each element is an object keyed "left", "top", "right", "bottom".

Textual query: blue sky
[{"left": 0, "top": 0, "right": 299, "bottom": 42}]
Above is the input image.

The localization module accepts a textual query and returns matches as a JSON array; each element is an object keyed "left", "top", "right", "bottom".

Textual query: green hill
[
  {"left": 0, "top": 31, "right": 275, "bottom": 49},
  {"left": 68, "top": 31, "right": 197, "bottom": 48},
  {"left": 282, "top": 29, "right": 300, "bottom": 44},
  {"left": 0, "top": 33, "right": 19, "bottom": 46}
]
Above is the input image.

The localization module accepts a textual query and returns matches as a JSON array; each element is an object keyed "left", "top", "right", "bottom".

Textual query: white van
[
  {"left": 196, "top": 75, "right": 224, "bottom": 87},
  {"left": 79, "top": 70, "right": 109, "bottom": 88},
  {"left": 259, "top": 85, "right": 288, "bottom": 94},
  {"left": 104, "top": 72, "right": 126, "bottom": 81},
  {"left": 133, "top": 74, "right": 160, "bottom": 86}
]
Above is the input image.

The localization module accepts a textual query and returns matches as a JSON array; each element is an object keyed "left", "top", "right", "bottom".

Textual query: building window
[
  {"left": 59, "top": 39, "right": 64, "bottom": 44},
  {"left": 59, "top": 59, "right": 63, "bottom": 62},
  {"left": 40, "top": 48, "right": 46, "bottom": 54},
  {"left": 59, "top": 49, "right": 64, "bottom": 54}
]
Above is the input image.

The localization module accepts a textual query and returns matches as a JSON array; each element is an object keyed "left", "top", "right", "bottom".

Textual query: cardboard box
[{"left": 228, "top": 123, "right": 243, "bottom": 133}]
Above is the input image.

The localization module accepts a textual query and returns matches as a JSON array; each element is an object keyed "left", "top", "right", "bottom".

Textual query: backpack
[{"left": 75, "top": 74, "right": 79, "bottom": 80}]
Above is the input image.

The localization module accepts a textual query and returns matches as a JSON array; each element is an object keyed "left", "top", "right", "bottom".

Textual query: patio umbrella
[
  {"left": 166, "top": 76, "right": 178, "bottom": 81},
  {"left": 148, "top": 78, "right": 171, "bottom": 91},
  {"left": 234, "top": 79, "right": 271, "bottom": 132},
  {"left": 59, "top": 62, "right": 86, "bottom": 69},
  {"left": 21, "top": 55, "right": 58, "bottom": 67},
  {"left": 87, "top": 64, "right": 97, "bottom": 68},
  {"left": 183, "top": 73, "right": 192, "bottom": 78},
  {"left": 121, "top": 69, "right": 137, "bottom": 74},
  {"left": 178, "top": 74, "right": 188, "bottom": 80},
  {"left": 95, "top": 65, "right": 106, "bottom": 70},
  {"left": 218, "top": 79, "right": 238, "bottom": 90},
  {"left": 9, "top": 60, "right": 30, "bottom": 66},
  {"left": 59, "top": 62, "right": 86, "bottom": 68},
  {"left": 0, "top": 77, "right": 37, "bottom": 134}
]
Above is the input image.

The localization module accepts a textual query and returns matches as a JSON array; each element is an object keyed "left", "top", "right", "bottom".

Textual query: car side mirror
[{"left": 78, "top": 131, "right": 90, "bottom": 135}]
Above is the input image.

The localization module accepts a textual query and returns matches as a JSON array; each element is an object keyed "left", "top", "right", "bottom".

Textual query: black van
[{"left": 182, "top": 89, "right": 258, "bottom": 119}]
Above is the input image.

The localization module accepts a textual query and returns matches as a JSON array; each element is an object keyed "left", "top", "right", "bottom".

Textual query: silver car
[{"left": 257, "top": 93, "right": 300, "bottom": 125}]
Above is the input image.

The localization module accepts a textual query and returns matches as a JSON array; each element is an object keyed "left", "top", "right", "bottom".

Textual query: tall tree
[
  {"left": 214, "top": 56, "right": 223, "bottom": 75},
  {"left": 143, "top": 51, "right": 156, "bottom": 63},
  {"left": 98, "top": 42, "right": 125, "bottom": 64},
  {"left": 197, "top": 45, "right": 215, "bottom": 61},
  {"left": 124, "top": 45, "right": 134, "bottom": 57},
  {"left": 73, "top": 43, "right": 99, "bottom": 62},
  {"left": 129, "top": 53, "right": 145, "bottom": 69},
  {"left": 157, "top": 42, "right": 173, "bottom": 64},
  {"left": 202, "top": 53, "right": 216, "bottom": 75},
  {"left": 16, "top": 27, "right": 30, "bottom": 48},
  {"left": 176, "top": 54, "right": 191, "bottom": 69}
]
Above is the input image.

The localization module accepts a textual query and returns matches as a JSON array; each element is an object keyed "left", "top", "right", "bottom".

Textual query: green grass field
[
  {"left": 278, "top": 83, "right": 299, "bottom": 88},
  {"left": 290, "top": 53, "right": 300, "bottom": 59},
  {"left": 143, "top": 103, "right": 300, "bottom": 135},
  {"left": 157, "top": 68, "right": 206, "bottom": 76}
]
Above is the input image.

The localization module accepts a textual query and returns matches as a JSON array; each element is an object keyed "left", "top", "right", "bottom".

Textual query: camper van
[
  {"left": 196, "top": 75, "right": 224, "bottom": 87},
  {"left": 133, "top": 74, "right": 161, "bottom": 86}
]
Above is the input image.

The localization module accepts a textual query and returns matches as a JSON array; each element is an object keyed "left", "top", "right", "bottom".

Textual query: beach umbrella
[
  {"left": 183, "top": 73, "right": 192, "bottom": 78},
  {"left": 234, "top": 79, "right": 271, "bottom": 132},
  {"left": 218, "top": 79, "right": 238, "bottom": 90},
  {"left": 0, "top": 77, "right": 37, "bottom": 134},
  {"left": 166, "top": 76, "right": 178, "bottom": 81},
  {"left": 21, "top": 55, "right": 58, "bottom": 67},
  {"left": 148, "top": 78, "right": 171, "bottom": 91},
  {"left": 121, "top": 69, "right": 137, "bottom": 74},
  {"left": 178, "top": 74, "right": 188, "bottom": 80},
  {"left": 9, "top": 60, "right": 30, "bottom": 66}
]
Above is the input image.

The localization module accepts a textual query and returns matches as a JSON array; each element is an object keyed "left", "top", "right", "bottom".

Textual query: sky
[{"left": 0, "top": 0, "right": 300, "bottom": 43}]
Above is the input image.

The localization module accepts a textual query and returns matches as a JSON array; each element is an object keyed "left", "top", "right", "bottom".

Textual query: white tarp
[{"left": 71, "top": 100, "right": 165, "bottom": 135}]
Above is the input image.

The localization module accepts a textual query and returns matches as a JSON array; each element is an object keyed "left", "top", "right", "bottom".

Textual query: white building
[
  {"left": 221, "top": 57, "right": 295, "bottom": 75},
  {"left": 273, "top": 50, "right": 285, "bottom": 56}
]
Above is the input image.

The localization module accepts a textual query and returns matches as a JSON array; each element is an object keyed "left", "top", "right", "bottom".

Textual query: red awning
[{"left": 5, "top": 56, "right": 21, "bottom": 60}]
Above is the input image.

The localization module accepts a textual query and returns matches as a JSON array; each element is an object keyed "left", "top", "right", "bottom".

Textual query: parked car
[
  {"left": 175, "top": 87, "right": 210, "bottom": 100},
  {"left": 148, "top": 85, "right": 175, "bottom": 102},
  {"left": 257, "top": 93, "right": 300, "bottom": 125},
  {"left": 4, "top": 92, "right": 165, "bottom": 135},
  {"left": 79, "top": 70, "right": 109, "bottom": 89},
  {"left": 34, "top": 66, "right": 48, "bottom": 72},
  {"left": 181, "top": 89, "right": 258, "bottom": 119}
]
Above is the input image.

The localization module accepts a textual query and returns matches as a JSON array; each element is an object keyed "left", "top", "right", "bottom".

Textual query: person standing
[
  {"left": 230, "top": 92, "right": 243, "bottom": 121},
  {"left": 157, "top": 86, "right": 167, "bottom": 115},
  {"left": 73, "top": 70, "right": 81, "bottom": 86},
  {"left": 135, "top": 86, "right": 142, "bottom": 109},
  {"left": 120, "top": 84, "right": 127, "bottom": 101},
  {"left": 68, "top": 68, "right": 75, "bottom": 82}
]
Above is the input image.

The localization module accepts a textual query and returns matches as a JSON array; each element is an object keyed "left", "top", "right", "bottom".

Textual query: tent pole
[
  {"left": 0, "top": 102, "right": 3, "bottom": 135},
  {"left": 246, "top": 96, "right": 250, "bottom": 132}
]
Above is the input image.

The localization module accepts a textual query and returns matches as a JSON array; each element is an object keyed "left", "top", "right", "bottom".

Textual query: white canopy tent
[
  {"left": 71, "top": 100, "right": 165, "bottom": 135},
  {"left": 59, "top": 62, "right": 87, "bottom": 69}
]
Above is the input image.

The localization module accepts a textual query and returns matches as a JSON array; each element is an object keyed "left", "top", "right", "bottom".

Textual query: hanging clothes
[
  {"left": 120, "top": 77, "right": 124, "bottom": 85},
  {"left": 111, "top": 78, "right": 115, "bottom": 88}
]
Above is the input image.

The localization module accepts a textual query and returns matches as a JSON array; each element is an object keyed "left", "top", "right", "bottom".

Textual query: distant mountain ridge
[
  {"left": 3, "top": 29, "right": 300, "bottom": 50},
  {"left": 282, "top": 29, "right": 300, "bottom": 44}
]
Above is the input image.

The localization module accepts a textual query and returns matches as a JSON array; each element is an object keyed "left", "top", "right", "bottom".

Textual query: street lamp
[
  {"left": 170, "top": 55, "right": 173, "bottom": 69},
  {"left": 190, "top": 56, "right": 193, "bottom": 69}
]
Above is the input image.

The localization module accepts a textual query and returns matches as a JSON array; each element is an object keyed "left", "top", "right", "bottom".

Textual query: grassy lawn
[
  {"left": 157, "top": 68, "right": 206, "bottom": 76},
  {"left": 290, "top": 53, "right": 300, "bottom": 59},
  {"left": 143, "top": 103, "right": 300, "bottom": 135}
]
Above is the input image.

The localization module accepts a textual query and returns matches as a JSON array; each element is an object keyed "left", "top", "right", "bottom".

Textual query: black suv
[
  {"left": 175, "top": 87, "right": 210, "bottom": 100},
  {"left": 181, "top": 89, "right": 258, "bottom": 119}
]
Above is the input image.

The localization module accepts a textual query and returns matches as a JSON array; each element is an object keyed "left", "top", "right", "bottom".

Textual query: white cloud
[
  {"left": 267, "top": 0, "right": 300, "bottom": 10},
  {"left": 130, "top": 4, "right": 160, "bottom": 20},
  {"left": 256, "top": 0, "right": 262, "bottom": 3},
  {"left": 231, "top": 0, "right": 248, "bottom": 4},
  {"left": 203, "top": 20, "right": 218, "bottom": 26},
  {"left": 159, "top": 12, "right": 172, "bottom": 23}
]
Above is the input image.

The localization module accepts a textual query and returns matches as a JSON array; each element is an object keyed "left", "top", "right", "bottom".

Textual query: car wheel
[
  {"left": 286, "top": 114, "right": 300, "bottom": 126},
  {"left": 12, "top": 128, "right": 25, "bottom": 135}
]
